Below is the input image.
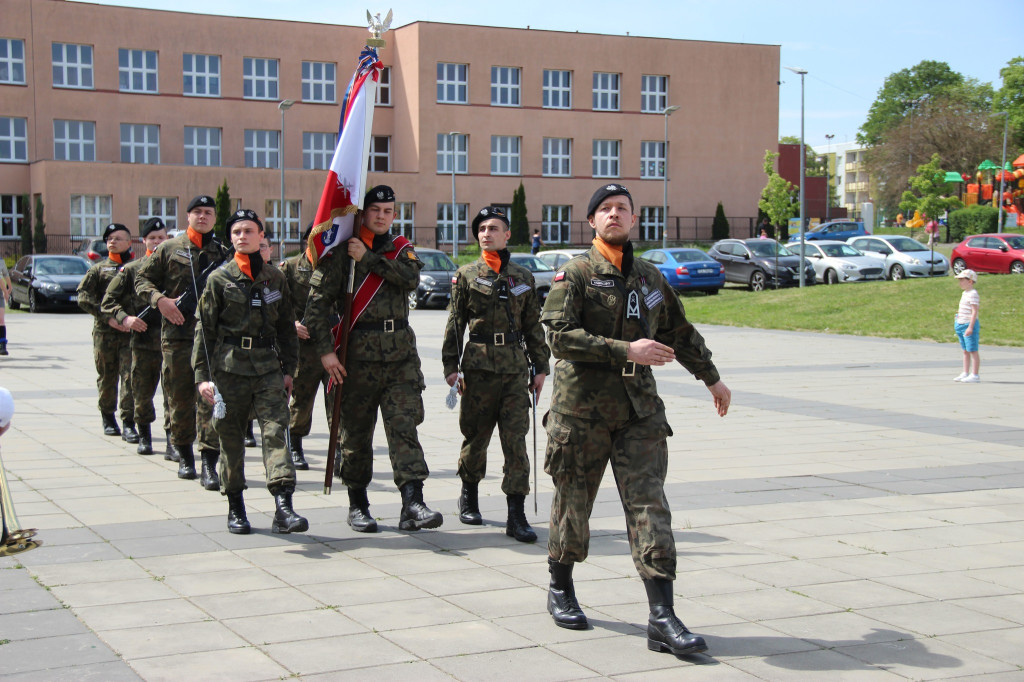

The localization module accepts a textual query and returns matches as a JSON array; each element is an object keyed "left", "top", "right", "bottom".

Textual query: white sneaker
[
  {"left": 961, "top": 374, "right": 980, "bottom": 383},
  {"left": 953, "top": 372, "right": 968, "bottom": 381}
]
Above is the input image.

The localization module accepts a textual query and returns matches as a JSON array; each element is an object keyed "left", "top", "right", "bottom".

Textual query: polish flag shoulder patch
[
  {"left": 554, "top": 271, "right": 566, "bottom": 282},
  {"left": 451, "top": 276, "right": 458, "bottom": 284}
]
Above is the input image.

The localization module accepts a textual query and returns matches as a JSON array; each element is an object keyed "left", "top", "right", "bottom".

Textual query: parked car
[
  {"left": 847, "top": 235, "right": 948, "bottom": 280},
  {"left": 409, "top": 248, "right": 457, "bottom": 309},
  {"left": 538, "top": 249, "right": 586, "bottom": 270},
  {"left": 637, "top": 247, "right": 724, "bottom": 293},
  {"left": 789, "top": 220, "right": 869, "bottom": 242},
  {"left": 950, "top": 233, "right": 1024, "bottom": 275},
  {"left": 786, "top": 240, "right": 885, "bottom": 284},
  {"left": 508, "top": 253, "right": 554, "bottom": 300},
  {"left": 708, "top": 239, "right": 816, "bottom": 291},
  {"left": 8, "top": 254, "right": 91, "bottom": 312},
  {"left": 74, "top": 238, "right": 108, "bottom": 262}
]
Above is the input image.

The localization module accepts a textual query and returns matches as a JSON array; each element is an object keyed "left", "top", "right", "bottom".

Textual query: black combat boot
[
  {"left": 226, "top": 490, "right": 250, "bottom": 534},
  {"left": 0, "top": 340, "right": 7, "bottom": 355},
  {"left": 505, "top": 494, "right": 537, "bottom": 543},
  {"left": 547, "top": 557, "right": 588, "bottom": 629},
  {"left": 271, "top": 486, "right": 309, "bottom": 534},
  {"left": 644, "top": 578, "right": 708, "bottom": 655},
  {"left": 121, "top": 420, "right": 139, "bottom": 444},
  {"left": 346, "top": 487, "right": 378, "bottom": 533},
  {"left": 164, "top": 431, "right": 178, "bottom": 462},
  {"left": 290, "top": 436, "right": 309, "bottom": 470},
  {"left": 199, "top": 449, "right": 220, "bottom": 491},
  {"left": 176, "top": 444, "right": 197, "bottom": 480},
  {"left": 398, "top": 480, "right": 443, "bottom": 531},
  {"left": 136, "top": 423, "right": 153, "bottom": 455},
  {"left": 102, "top": 413, "right": 120, "bottom": 436},
  {"left": 244, "top": 420, "right": 257, "bottom": 447},
  {"left": 458, "top": 481, "right": 482, "bottom": 525}
]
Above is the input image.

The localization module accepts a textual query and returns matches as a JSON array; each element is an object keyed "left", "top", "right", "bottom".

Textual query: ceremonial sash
[{"left": 331, "top": 235, "right": 413, "bottom": 351}]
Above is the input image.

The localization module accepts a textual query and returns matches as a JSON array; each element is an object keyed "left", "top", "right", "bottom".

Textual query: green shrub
[
  {"left": 712, "top": 202, "right": 730, "bottom": 240},
  {"left": 948, "top": 205, "right": 998, "bottom": 241}
]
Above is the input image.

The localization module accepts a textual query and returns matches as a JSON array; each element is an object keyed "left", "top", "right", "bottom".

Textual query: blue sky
[{"left": 83, "top": 0, "right": 1020, "bottom": 153}]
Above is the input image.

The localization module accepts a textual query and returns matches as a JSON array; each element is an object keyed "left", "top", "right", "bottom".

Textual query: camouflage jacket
[
  {"left": 304, "top": 234, "right": 422, "bottom": 363},
  {"left": 192, "top": 259, "right": 298, "bottom": 383},
  {"left": 135, "top": 231, "right": 230, "bottom": 342},
  {"left": 77, "top": 255, "right": 133, "bottom": 335},
  {"left": 100, "top": 257, "right": 161, "bottom": 350},
  {"left": 540, "top": 244, "right": 719, "bottom": 421},
  {"left": 442, "top": 254, "right": 550, "bottom": 377},
  {"left": 280, "top": 251, "right": 323, "bottom": 348}
]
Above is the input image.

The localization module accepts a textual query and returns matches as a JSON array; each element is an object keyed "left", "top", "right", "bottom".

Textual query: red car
[{"left": 951, "top": 233, "right": 1024, "bottom": 275}]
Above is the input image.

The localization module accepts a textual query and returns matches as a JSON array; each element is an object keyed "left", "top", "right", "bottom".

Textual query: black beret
[
  {"left": 301, "top": 220, "right": 314, "bottom": 243},
  {"left": 225, "top": 209, "right": 263, "bottom": 233},
  {"left": 471, "top": 206, "right": 510, "bottom": 238},
  {"left": 363, "top": 185, "right": 395, "bottom": 207},
  {"left": 102, "top": 223, "right": 130, "bottom": 240},
  {"left": 141, "top": 217, "right": 165, "bottom": 237},
  {"left": 587, "top": 183, "right": 633, "bottom": 219},
  {"left": 187, "top": 195, "right": 216, "bottom": 212}
]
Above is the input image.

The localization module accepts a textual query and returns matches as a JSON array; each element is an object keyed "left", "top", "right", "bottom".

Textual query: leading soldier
[
  {"left": 442, "top": 206, "right": 550, "bottom": 542},
  {"left": 540, "top": 184, "right": 731, "bottom": 656}
]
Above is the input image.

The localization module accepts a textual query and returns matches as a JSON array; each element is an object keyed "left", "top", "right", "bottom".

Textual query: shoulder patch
[
  {"left": 406, "top": 250, "right": 419, "bottom": 261},
  {"left": 309, "top": 270, "right": 324, "bottom": 288},
  {"left": 554, "top": 271, "right": 566, "bottom": 282},
  {"left": 451, "top": 276, "right": 458, "bottom": 285}
]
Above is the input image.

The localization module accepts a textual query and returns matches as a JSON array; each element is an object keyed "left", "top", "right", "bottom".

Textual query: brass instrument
[{"left": 0, "top": 446, "right": 40, "bottom": 556}]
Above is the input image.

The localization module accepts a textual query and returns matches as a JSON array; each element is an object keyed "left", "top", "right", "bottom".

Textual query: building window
[
  {"left": 245, "top": 129, "right": 279, "bottom": 169},
  {"left": 641, "top": 75, "right": 668, "bottom": 113},
  {"left": 592, "top": 72, "right": 620, "bottom": 111},
  {"left": 302, "top": 132, "right": 336, "bottom": 171},
  {"left": 437, "top": 133, "right": 468, "bottom": 174},
  {"left": 139, "top": 197, "right": 177, "bottom": 231},
  {"left": 0, "top": 39, "right": 26, "bottom": 85},
  {"left": 51, "top": 43, "right": 93, "bottom": 89},
  {"left": 369, "top": 135, "right": 390, "bottom": 172},
  {"left": 542, "top": 138, "right": 571, "bottom": 177},
  {"left": 0, "top": 117, "right": 28, "bottom": 163},
  {"left": 243, "top": 57, "right": 279, "bottom": 100},
  {"left": 491, "top": 66, "right": 521, "bottom": 107},
  {"left": 0, "top": 195, "right": 26, "bottom": 238},
  {"left": 543, "top": 69, "right": 572, "bottom": 109},
  {"left": 640, "top": 141, "right": 666, "bottom": 179},
  {"left": 437, "top": 62, "right": 468, "bottom": 104},
  {"left": 542, "top": 205, "right": 572, "bottom": 243},
  {"left": 437, "top": 202, "right": 468, "bottom": 244},
  {"left": 70, "top": 194, "right": 112, "bottom": 236},
  {"left": 53, "top": 120, "right": 95, "bottom": 162},
  {"left": 120, "top": 124, "right": 160, "bottom": 164},
  {"left": 640, "top": 206, "right": 664, "bottom": 241},
  {"left": 302, "top": 61, "right": 336, "bottom": 103},
  {"left": 592, "top": 139, "right": 620, "bottom": 178},
  {"left": 266, "top": 199, "right": 301, "bottom": 241},
  {"left": 183, "top": 53, "right": 220, "bottom": 97},
  {"left": 375, "top": 66, "right": 392, "bottom": 106},
  {"left": 393, "top": 202, "right": 414, "bottom": 241},
  {"left": 119, "top": 48, "right": 158, "bottom": 93},
  {"left": 490, "top": 136, "right": 520, "bottom": 175},
  {"left": 184, "top": 126, "right": 221, "bottom": 167}
]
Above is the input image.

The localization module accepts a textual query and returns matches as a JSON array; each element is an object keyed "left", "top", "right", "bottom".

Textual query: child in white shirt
[{"left": 953, "top": 269, "right": 980, "bottom": 382}]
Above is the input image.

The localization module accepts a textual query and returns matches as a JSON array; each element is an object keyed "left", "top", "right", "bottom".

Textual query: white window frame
[
  {"left": 640, "top": 206, "right": 664, "bottom": 241},
  {"left": 542, "top": 137, "right": 571, "bottom": 177},
  {"left": 138, "top": 196, "right": 177, "bottom": 231},
  {"left": 436, "top": 62, "right": 468, "bottom": 104},
  {"left": 302, "top": 132, "right": 336, "bottom": 171},
  {"left": 543, "top": 69, "right": 572, "bottom": 109},
  {"left": 436, "top": 202, "right": 468, "bottom": 244},
  {"left": 640, "top": 141, "right": 666, "bottom": 179},
  {"left": 592, "top": 72, "right": 620, "bottom": 111},
  {"left": 369, "top": 135, "right": 390, "bottom": 172},
  {"left": 120, "top": 123, "right": 160, "bottom": 164},
  {"left": 0, "top": 39, "right": 26, "bottom": 85},
  {"left": 302, "top": 61, "right": 336, "bottom": 103},
  {"left": 70, "top": 194, "right": 112, "bottom": 236},
  {"left": 118, "top": 48, "right": 158, "bottom": 93},
  {"left": 51, "top": 42, "right": 93, "bottom": 89},
  {"left": 542, "top": 205, "right": 572, "bottom": 243},
  {"left": 243, "top": 57, "right": 279, "bottom": 100},
  {"left": 53, "top": 120, "right": 96, "bottom": 162},
  {"left": 0, "top": 195, "right": 26, "bottom": 238},
  {"left": 183, "top": 53, "right": 220, "bottom": 97},
  {"left": 490, "top": 66, "right": 521, "bottom": 107},
  {"left": 641, "top": 74, "right": 668, "bottom": 113},
  {"left": 490, "top": 135, "right": 520, "bottom": 176},
  {"left": 592, "top": 139, "right": 620, "bottom": 178},
  {"left": 184, "top": 126, "right": 221, "bottom": 167},
  {"left": 437, "top": 133, "right": 468, "bottom": 174},
  {"left": 0, "top": 117, "right": 28, "bottom": 163},
  {"left": 393, "top": 202, "right": 414, "bottom": 241},
  {"left": 375, "top": 66, "right": 392, "bottom": 106},
  {"left": 266, "top": 199, "right": 301, "bottom": 241},
  {"left": 245, "top": 129, "right": 280, "bottom": 169}
]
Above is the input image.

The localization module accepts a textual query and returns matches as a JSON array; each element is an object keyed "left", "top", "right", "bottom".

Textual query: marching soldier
[
  {"left": 101, "top": 218, "right": 170, "bottom": 455},
  {"left": 137, "top": 195, "right": 229, "bottom": 486},
  {"left": 305, "top": 185, "right": 442, "bottom": 533},
  {"left": 77, "top": 223, "right": 137, "bottom": 442},
  {"left": 442, "top": 206, "right": 550, "bottom": 542},
  {"left": 540, "top": 184, "right": 731, "bottom": 656},
  {"left": 193, "top": 209, "right": 306, "bottom": 535}
]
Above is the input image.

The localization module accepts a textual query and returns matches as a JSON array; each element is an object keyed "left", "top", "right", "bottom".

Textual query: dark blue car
[
  {"left": 637, "top": 248, "right": 724, "bottom": 294},
  {"left": 789, "top": 220, "right": 869, "bottom": 242}
]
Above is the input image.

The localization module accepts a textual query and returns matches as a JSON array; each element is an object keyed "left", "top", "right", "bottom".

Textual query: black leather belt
[
  {"left": 568, "top": 360, "right": 641, "bottom": 377},
  {"left": 469, "top": 331, "right": 521, "bottom": 346},
  {"left": 352, "top": 319, "right": 408, "bottom": 333},
  {"left": 223, "top": 335, "right": 274, "bottom": 349}
]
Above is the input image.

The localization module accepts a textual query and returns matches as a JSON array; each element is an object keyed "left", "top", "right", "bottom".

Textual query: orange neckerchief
[
  {"left": 108, "top": 251, "right": 125, "bottom": 265},
  {"left": 593, "top": 236, "right": 623, "bottom": 271},
  {"left": 186, "top": 227, "right": 204, "bottom": 249},
  {"left": 359, "top": 225, "right": 376, "bottom": 249},
  {"left": 234, "top": 252, "right": 254, "bottom": 280},
  {"left": 481, "top": 250, "right": 502, "bottom": 274},
  {"left": 145, "top": 249, "right": 154, "bottom": 257},
  {"left": 305, "top": 247, "right": 314, "bottom": 264}
]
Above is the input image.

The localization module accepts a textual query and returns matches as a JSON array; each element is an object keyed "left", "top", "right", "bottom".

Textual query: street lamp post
[
  {"left": 994, "top": 112, "right": 1009, "bottom": 233},
  {"left": 784, "top": 66, "right": 808, "bottom": 287},
  {"left": 278, "top": 99, "right": 295, "bottom": 247},
  {"left": 825, "top": 133, "right": 834, "bottom": 221},
  {"left": 661, "top": 105, "right": 680, "bottom": 249},
  {"left": 448, "top": 131, "right": 462, "bottom": 258}
]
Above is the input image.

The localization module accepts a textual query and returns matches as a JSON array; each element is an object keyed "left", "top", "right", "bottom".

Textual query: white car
[
  {"left": 538, "top": 249, "right": 586, "bottom": 270},
  {"left": 848, "top": 235, "right": 948, "bottom": 280},
  {"left": 787, "top": 240, "right": 885, "bottom": 284}
]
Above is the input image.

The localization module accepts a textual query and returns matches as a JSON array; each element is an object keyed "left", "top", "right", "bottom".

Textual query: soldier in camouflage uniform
[
  {"left": 305, "top": 185, "right": 442, "bottom": 533},
  {"left": 137, "top": 195, "right": 230, "bottom": 484},
  {"left": 442, "top": 206, "right": 550, "bottom": 543},
  {"left": 194, "top": 209, "right": 306, "bottom": 535},
  {"left": 101, "top": 217, "right": 170, "bottom": 456},
  {"left": 540, "top": 184, "right": 731, "bottom": 656},
  {"left": 77, "top": 223, "right": 137, "bottom": 442}
]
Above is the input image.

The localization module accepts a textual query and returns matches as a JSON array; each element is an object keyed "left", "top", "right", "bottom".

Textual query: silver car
[
  {"left": 848, "top": 235, "right": 948, "bottom": 280},
  {"left": 538, "top": 249, "right": 586, "bottom": 270},
  {"left": 788, "top": 240, "right": 885, "bottom": 284},
  {"left": 508, "top": 253, "right": 554, "bottom": 300}
]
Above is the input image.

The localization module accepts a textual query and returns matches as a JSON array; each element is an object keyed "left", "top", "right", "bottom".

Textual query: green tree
[
  {"left": 994, "top": 56, "right": 1024, "bottom": 153},
  {"left": 897, "top": 153, "right": 963, "bottom": 227},
  {"left": 711, "top": 202, "right": 729, "bottom": 240},
  {"left": 510, "top": 182, "right": 528, "bottom": 245},
  {"left": 33, "top": 195, "right": 46, "bottom": 254},
  {"left": 214, "top": 179, "right": 231, "bottom": 244},
  {"left": 19, "top": 193, "right": 32, "bottom": 256},
  {"left": 758, "top": 151, "right": 798, "bottom": 235}
]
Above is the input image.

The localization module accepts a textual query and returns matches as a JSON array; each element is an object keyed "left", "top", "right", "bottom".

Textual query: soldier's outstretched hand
[
  {"left": 445, "top": 372, "right": 465, "bottom": 395},
  {"left": 321, "top": 352, "right": 348, "bottom": 386},
  {"left": 707, "top": 380, "right": 731, "bottom": 417},
  {"left": 627, "top": 339, "right": 675, "bottom": 366},
  {"left": 157, "top": 296, "right": 185, "bottom": 325},
  {"left": 198, "top": 381, "right": 216, "bottom": 406}
]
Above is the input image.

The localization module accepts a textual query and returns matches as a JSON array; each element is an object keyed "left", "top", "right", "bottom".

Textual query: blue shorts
[{"left": 955, "top": 320, "right": 979, "bottom": 352}]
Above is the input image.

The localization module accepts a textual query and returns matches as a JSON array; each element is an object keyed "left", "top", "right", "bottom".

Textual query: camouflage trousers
[
  {"left": 288, "top": 341, "right": 334, "bottom": 438},
  {"left": 93, "top": 330, "right": 133, "bottom": 422},
  {"left": 339, "top": 359, "right": 428, "bottom": 489},
  {"left": 130, "top": 344, "right": 169, "bottom": 428},
  {"left": 544, "top": 409, "right": 676, "bottom": 580},
  {"left": 458, "top": 369, "right": 532, "bottom": 496},
  {"left": 214, "top": 369, "right": 296, "bottom": 494},
  {"left": 162, "top": 338, "right": 216, "bottom": 450}
]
